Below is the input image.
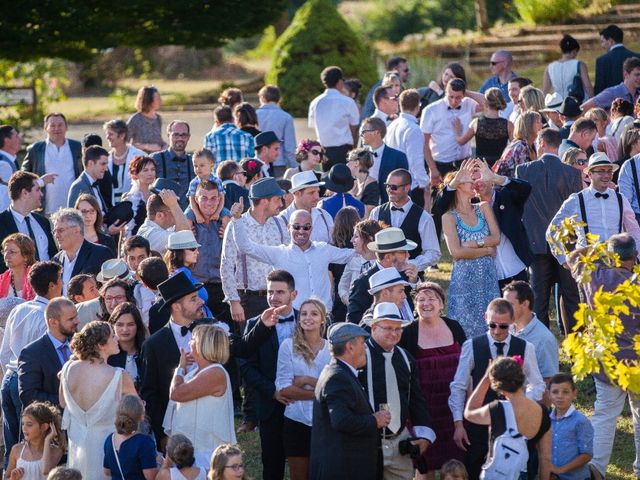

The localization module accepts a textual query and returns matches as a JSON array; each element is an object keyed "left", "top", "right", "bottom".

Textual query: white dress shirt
[
  {"left": 372, "top": 109, "right": 392, "bottom": 127},
  {"left": 278, "top": 202, "right": 334, "bottom": 244},
  {"left": 82, "top": 171, "right": 106, "bottom": 214},
  {"left": 232, "top": 220, "right": 355, "bottom": 310},
  {"left": 369, "top": 200, "right": 441, "bottom": 270},
  {"left": 168, "top": 320, "right": 197, "bottom": 374},
  {"left": 547, "top": 185, "right": 640, "bottom": 264},
  {"left": 138, "top": 218, "right": 175, "bottom": 255},
  {"left": 61, "top": 247, "right": 80, "bottom": 295},
  {"left": 221, "top": 211, "right": 290, "bottom": 302},
  {"left": 0, "top": 295, "right": 49, "bottom": 374},
  {"left": 367, "top": 144, "right": 385, "bottom": 181},
  {"left": 276, "top": 338, "right": 331, "bottom": 426},
  {"left": 44, "top": 139, "right": 76, "bottom": 215},
  {"left": 420, "top": 97, "right": 476, "bottom": 164},
  {"left": 308, "top": 88, "right": 359, "bottom": 147},
  {"left": 338, "top": 254, "right": 373, "bottom": 303},
  {"left": 385, "top": 113, "right": 430, "bottom": 189},
  {"left": 10, "top": 207, "right": 50, "bottom": 261},
  {"left": 448, "top": 332, "right": 546, "bottom": 422}
]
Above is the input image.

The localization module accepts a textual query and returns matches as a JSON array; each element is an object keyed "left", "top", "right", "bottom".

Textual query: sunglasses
[
  {"left": 384, "top": 183, "right": 409, "bottom": 191},
  {"left": 310, "top": 149, "right": 324, "bottom": 156},
  {"left": 575, "top": 158, "right": 587, "bottom": 166},
  {"left": 490, "top": 61, "right": 505, "bottom": 66},
  {"left": 488, "top": 322, "right": 510, "bottom": 330},
  {"left": 291, "top": 224, "right": 312, "bottom": 231}
]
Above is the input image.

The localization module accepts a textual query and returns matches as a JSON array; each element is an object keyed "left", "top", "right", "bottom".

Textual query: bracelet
[{"left": 174, "top": 368, "right": 185, "bottom": 378}]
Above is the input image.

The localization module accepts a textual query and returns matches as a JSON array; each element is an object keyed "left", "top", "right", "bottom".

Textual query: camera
[{"left": 398, "top": 437, "right": 428, "bottom": 474}]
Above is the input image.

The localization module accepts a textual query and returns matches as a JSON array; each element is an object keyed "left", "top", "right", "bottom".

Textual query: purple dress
[{"left": 414, "top": 342, "right": 465, "bottom": 469}]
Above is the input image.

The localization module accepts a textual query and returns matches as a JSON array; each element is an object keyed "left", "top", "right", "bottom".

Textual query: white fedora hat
[
  {"left": 290, "top": 170, "right": 324, "bottom": 193},
  {"left": 167, "top": 230, "right": 201, "bottom": 250},
  {"left": 367, "top": 267, "right": 411, "bottom": 295},
  {"left": 366, "top": 302, "right": 411, "bottom": 327},
  {"left": 367, "top": 227, "right": 417, "bottom": 253}
]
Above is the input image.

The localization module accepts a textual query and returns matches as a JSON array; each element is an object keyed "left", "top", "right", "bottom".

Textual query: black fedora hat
[
  {"left": 150, "top": 178, "right": 182, "bottom": 197},
  {"left": 104, "top": 201, "right": 134, "bottom": 226},
  {"left": 158, "top": 271, "right": 203, "bottom": 312},
  {"left": 323, "top": 163, "right": 355, "bottom": 194},
  {"left": 558, "top": 96, "right": 581, "bottom": 117},
  {"left": 254, "top": 131, "right": 280, "bottom": 149}
]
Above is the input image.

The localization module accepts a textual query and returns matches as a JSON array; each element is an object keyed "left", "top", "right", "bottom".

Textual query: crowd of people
[{"left": 1, "top": 22, "right": 640, "bottom": 480}]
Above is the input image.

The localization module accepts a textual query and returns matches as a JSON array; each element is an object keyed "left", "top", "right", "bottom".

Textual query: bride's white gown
[{"left": 60, "top": 362, "right": 123, "bottom": 480}]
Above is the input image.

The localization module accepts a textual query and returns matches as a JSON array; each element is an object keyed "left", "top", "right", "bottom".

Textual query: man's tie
[
  {"left": 391, "top": 206, "right": 404, "bottom": 212},
  {"left": 595, "top": 192, "right": 609, "bottom": 199},
  {"left": 382, "top": 351, "right": 402, "bottom": 434},
  {"left": 24, "top": 216, "right": 40, "bottom": 261},
  {"left": 494, "top": 342, "right": 506, "bottom": 356},
  {"left": 58, "top": 344, "right": 70, "bottom": 363}
]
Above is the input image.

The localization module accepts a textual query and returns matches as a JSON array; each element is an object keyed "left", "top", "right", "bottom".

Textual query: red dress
[{"left": 415, "top": 342, "right": 465, "bottom": 469}]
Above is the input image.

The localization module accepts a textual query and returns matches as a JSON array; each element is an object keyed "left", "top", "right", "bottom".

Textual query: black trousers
[
  {"left": 259, "top": 402, "right": 286, "bottom": 480},
  {"left": 498, "top": 268, "right": 529, "bottom": 291},
  {"left": 464, "top": 421, "right": 488, "bottom": 480},
  {"left": 323, "top": 144, "right": 352, "bottom": 172},
  {"left": 529, "top": 253, "right": 579, "bottom": 332}
]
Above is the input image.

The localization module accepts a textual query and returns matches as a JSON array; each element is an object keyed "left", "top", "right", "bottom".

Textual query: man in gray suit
[
  {"left": 515, "top": 128, "right": 583, "bottom": 331},
  {"left": 67, "top": 146, "right": 111, "bottom": 214}
]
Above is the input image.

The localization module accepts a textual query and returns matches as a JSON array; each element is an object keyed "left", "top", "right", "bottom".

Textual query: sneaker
[{"left": 237, "top": 420, "right": 257, "bottom": 434}]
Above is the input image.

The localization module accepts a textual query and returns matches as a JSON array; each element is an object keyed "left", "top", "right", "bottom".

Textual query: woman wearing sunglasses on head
[
  {"left": 284, "top": 140, "right": 324, "bottom": 181},
  {"left": 561, "top": 147, "right": 589, "bottom": 188}
]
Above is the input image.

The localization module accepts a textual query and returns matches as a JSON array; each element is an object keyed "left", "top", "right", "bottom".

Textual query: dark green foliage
[
  {"left": 265, "top": 0, "right": 377, "bottom": 116},
  {"left": 0, "top": 0, "right": 290, "bottom": 61}
]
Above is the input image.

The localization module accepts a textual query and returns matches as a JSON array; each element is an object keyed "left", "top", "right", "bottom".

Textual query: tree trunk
[{"left": 475, "top": 0, "right": 489, "bottom": 32}]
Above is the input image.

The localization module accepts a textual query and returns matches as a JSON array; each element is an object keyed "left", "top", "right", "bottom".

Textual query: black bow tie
[
  {"left": 391, "top": 206, "right": 404, "bottom": 212},
  {"left": 278, "top": 315, "right": 295, "bottom": 323},
  {"left": 372, "top": 151, "right": 379, "bottom": 158},
  {"left": 448, "top": 106, "right": 462, "bottom": 110},
  {"left": 180, "top": 323, "right": 196, "bottom": 336},
  {"left": 387, "top": 116, "right": 393, "bottom": 122},
  {"left": 91, "top": 181, "right": 99, "bottom": 188},
  {"left": 595, "top": 192, "right": 609, "bottom": 199}
]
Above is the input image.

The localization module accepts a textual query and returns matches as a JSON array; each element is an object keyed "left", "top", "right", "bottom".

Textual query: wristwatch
[{"left": 477, "top": 239, "right": 486, "bottom": 248}]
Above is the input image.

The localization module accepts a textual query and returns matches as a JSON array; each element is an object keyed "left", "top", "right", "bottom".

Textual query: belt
[{"left": 239, "top": 289, "right": 268, "bottom": 296}]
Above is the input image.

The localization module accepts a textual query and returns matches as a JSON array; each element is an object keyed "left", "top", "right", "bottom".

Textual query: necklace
[{"left": 112, "top": 147, "right": 129, "bottom": 163}]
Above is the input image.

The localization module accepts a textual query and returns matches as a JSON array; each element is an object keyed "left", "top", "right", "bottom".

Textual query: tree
[
  {"left": 265, "top": 0, "right": 377, "bottom": 116},
  {"left": 0, "top": 0, "right": 290, "bottom": 61}
]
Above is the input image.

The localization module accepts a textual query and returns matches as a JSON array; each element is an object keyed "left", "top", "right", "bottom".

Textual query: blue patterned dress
[{"left": 448, "top": 205, "right": 500, "bottom": 337}]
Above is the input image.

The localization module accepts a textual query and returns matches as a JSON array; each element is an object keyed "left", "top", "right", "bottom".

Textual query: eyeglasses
[
  {"left": 376, "top": 325, "right": 403, "bottom": 334},
  {"left": 490, "top": 60, "right": 505, "bottom": 66},
  {"left": 310, "top": 149, "right": 324, "bottom": 156},
  {"left": 488, "top": 322, "right": 510, "bottom": 330},
  {"left": 105, "top": 295, "right": 127, "bottom": 303},
  {"left": 225, "top": 464, "right": 245, "bottom": 472},
  {"left": 360, "top": 129, "right": 376, "bottom": 136},
  {"left": 291, "top": 224, "right": 312, "bottom": 231},
  {"left": 590, "top": 169, "right": 613, "bottom": 175},
  {"left": 53, "top": 225, "right": 75, "bottom": 235},
  {"left": 234, "top": 171, "right": 248, "bottom": 177},
  {"left": 384, "top": 183, "right": 409, "bottom": 191},
  {"left": 170, "top": 132, "right": 190, "bottom": 138}
]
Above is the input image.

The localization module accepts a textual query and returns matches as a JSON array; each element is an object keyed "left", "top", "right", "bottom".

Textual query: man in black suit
[
  {"left": 0, "top": 171, "right": 58, "bottom": 272},
  {"left": 434, "top": 159, "right": 533, "bottom": 289},
  {"left": 51, "top": 209, "right": 113, "bottom": 291},
  {"left": 22, "top": 113, "right": 83, "bottom": 216},
  {"left": 67, "top": 145, "right": 112, "bottom": 214},
  {"left": 347, "top": 228, "right": 419, "bottom": 325},
  {"left": 18, "top": 297, "right": 79, "bottom": 408},
  {"left": 141, "top": 271, "right": 276, "bottom": 451},
  {"left": 515, "top": 128, "right": 582, "bottom": 329},
  {"left": 239, "top": 269, "right": 299, "bottom": 480},
  {"left": 595, "top": 24, "right": 638, "bottom": 94},
  {"left": 310, "top": 322, "right": 388, "bottom": 480}
]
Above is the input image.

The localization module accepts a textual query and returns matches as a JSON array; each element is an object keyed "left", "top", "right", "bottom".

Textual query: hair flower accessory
[
  {"left": 298, "top": 138, "right": 317, "bottom": 153},
  {"left": 512, "top": 355, "right": 524, "bottom": 367},
  {"left": 247, "top": 160, "right": 257, "bottom": 171}
]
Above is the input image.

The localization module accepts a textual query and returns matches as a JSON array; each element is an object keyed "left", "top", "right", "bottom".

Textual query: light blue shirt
[
  {"left": 550, "top": 406, "right": 593, "bottom": 480},
  {"left": 46, "top": 332, "right": 70, "bottom": 365},
  {"left": 618, "top": 154, "right": 640, "bottom": 214},
  {"left": 479, "top": 72, "right": 517, "bottom": 101},
  {"left": 256, "top": 104, "right": 297, "bottom": 168},
  {"left": 511, "top": 314, "right": 559, "bottom": 379}
]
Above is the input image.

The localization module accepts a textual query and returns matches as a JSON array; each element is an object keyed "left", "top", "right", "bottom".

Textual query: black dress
[
  {"left": 358, "top": 180, "right": 380, "bottom": 208},
  {"left": 475, "top": 116, "right": 509, "bottom": 167}
]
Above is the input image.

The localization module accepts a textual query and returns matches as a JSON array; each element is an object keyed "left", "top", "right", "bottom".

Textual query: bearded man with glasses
[{"left": 448, "top": 298, "right": 545, "bottom": 480}]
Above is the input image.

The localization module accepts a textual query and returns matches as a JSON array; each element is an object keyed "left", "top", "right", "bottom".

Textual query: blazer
[
  {"left": 17, "top": 333, "right": 63, "bottom": 407},
  {"left": 378, "top": 145, "right": 409, "bottom": 204},
  {"left": 309, "top": 359, "right": 378, "bottom": 480},
  {"left": 516, "top": 154, "right": 583, "bottom": 255},
  {"left": 67, "top": 172, "right": 113, "bottom": 212},
  {"left": 140, "top": 318, "right": 273, "bottom": 444},
  {"left": 434, "top": 178, "right": 534, "bottom": 266},
  {"left": 0, "top": 208, "right": 57, "bottom": 273},
  {"left": 22, "top": 139, "right": 83, "bottom": 207},
  {"left": 346, "top": 263, "right": 380, "bottom": 325},
  {"left": 53, "top": 239, "right": 114, "bottom": 277},
  {"left": 595, "top": 45, "right": 638, "bottom": 95},
  {"left": 148, "top": 299, "right": 170, "bottom": 335},
  {"left": 108, "top": 349, "right": 142, "bottom": 389}
]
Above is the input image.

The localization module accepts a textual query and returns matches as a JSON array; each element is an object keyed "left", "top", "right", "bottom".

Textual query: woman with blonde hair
[
  {"left": 167, "top": 325, "right": 235, "bottom": 469},
  {"left": 208, "top": 444, "right": 250, "bottom": 480},
  {"left": 0, "top": 233, "right": 36, "bottom": 300},
  {"left": 454, "top": 87, "right": 513, "bottom": 167},
  {"left": 346, "top": 148, "right": 379, "bottom": 216},
  {"left": 585, "top": 107, "right": 618, "bottom": 161},
  {"left": 493, "top": 111, "right": 543, "bottom": 177},
  {"left": 126, "top": 85, "right": 167, "bottom": 153},
  {"left": 275, "top": 298, "right": 331, "bottom": 480},
  {"left": 561, "top": 147, "right": 589, "bottom": 188}
]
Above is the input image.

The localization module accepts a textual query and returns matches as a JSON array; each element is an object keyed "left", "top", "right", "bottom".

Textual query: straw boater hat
[
  {"left": 366, "top": 302, "right": 412, "bottom": 327},
  {"left": 290, "top": 170, "right": 324, "bottom": 193},
  {"left": 367, "top": 227, "right": 417, "bottom": 253}
]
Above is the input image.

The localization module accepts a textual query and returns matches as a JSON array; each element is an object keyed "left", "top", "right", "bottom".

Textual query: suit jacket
[
  {"left": 17, "top": 333, "right": 63, "bottom": 407},
  {"left": 67, "top": 172, "right": 113, "bottom": 212},
  {"left": 434, "top": 178, "right": 534, "bottom": 266},
  {"left": 516, "top": 154, "right": 583, "bottom": 255},
  {"left": 22, "top": 139, "right": 83, "bottom": 207},
  {"left": 595, "top": 45, "right": 638, "bottom": 94},
  {"left": 378, "top": 145, "right": 409, "bottom": 204},
  {"left": 140, "top": 317, "right": 273, "bottom": 444},
  {"left": 309, "top": 359, "right": 378, "bottom": 480},
  {"left": 346, "top": 263, "right": 380, "bottom": 324},
  {"left": 0, "top": 208, "right": 57, "bottom": 273},
  {"left": 148, "top": 298, "right": 170, "bottom": 335},
  {"left": 53, "top": 239, "right": 114, "bottom": 277}
]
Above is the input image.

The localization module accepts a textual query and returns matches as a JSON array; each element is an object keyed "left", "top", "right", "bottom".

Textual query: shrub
[
  {"left": 265, "top": 0, "right": 377, "bottom": 117},
  {"left": 513, "top": 0, "right": 585, "bottom": 24}
]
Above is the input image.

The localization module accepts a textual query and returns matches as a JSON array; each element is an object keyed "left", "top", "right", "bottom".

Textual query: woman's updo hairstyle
[
  {"left": 70, "top": 321, "right": 112, "bottom": 361},
  {"left": 167, "top": 434, "right": 196, "bottom": 469},
  {"left": 559, "top": 34, "right": 580, "bottom": 54},
  {"left": 489, "top": 356, "right": 525, "bottom": 393},
  {"left": 114, "top": 395, "right": 144, "bottom": 435}
]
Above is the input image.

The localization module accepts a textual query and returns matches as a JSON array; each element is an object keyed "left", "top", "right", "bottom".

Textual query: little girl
[
  {"left": 156, "top": 434, "right": 206, "bottom": 480},
  {"left": 441, "top": 459, "right": 468, "bottom": 480},
  {"left": 6, "top": 402, "right": 65, "bottom": 480}
]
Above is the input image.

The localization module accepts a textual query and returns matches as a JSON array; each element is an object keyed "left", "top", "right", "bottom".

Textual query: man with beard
[{"left": 18, "top": 297, "right": 80, "bottom": 408}]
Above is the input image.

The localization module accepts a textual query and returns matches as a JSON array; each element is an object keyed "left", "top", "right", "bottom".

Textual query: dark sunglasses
[
  {"left": 291, "top": 224, "right": 312, "bottom": 231},
  {"left": 490, "top": 61, "right": 504, "bottom": 66},
  {"left": 488, "top": 322, "right": 510, "bottom": 330},
  {"left": 310, "top": 149, "right": 324, "bottom": 156},
  {"left": 575, "top": 158, "right": 587, "bottom": 166},
  {"left": 384, "top": 183, "right": 409, "bottom": 191}
]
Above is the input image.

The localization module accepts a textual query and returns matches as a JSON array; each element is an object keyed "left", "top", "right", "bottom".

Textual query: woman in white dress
[
  {"left": 543, "top": 34, "right": 593, "bottom": 100},
  {"left": 60, "top": 321, "right": 138, "bottom": 480},
  {"left": 168, "top": 325, "right": 235, "bottom": 469}
]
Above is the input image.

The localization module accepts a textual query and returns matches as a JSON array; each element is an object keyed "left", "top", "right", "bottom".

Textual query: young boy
[
  {"left": 548, "top": 372, "right": 594, "bottom": 480},
  {"left": 188, "top": 148, "right": 225, "bottom": 223}
]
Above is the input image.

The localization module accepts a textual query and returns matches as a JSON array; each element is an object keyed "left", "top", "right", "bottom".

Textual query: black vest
[
  {"left": 471, "top": 335, "right": 526, "bottom": 404},
  {"left": 378, "top": 202, "right": 423, "bottom": 259}
]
